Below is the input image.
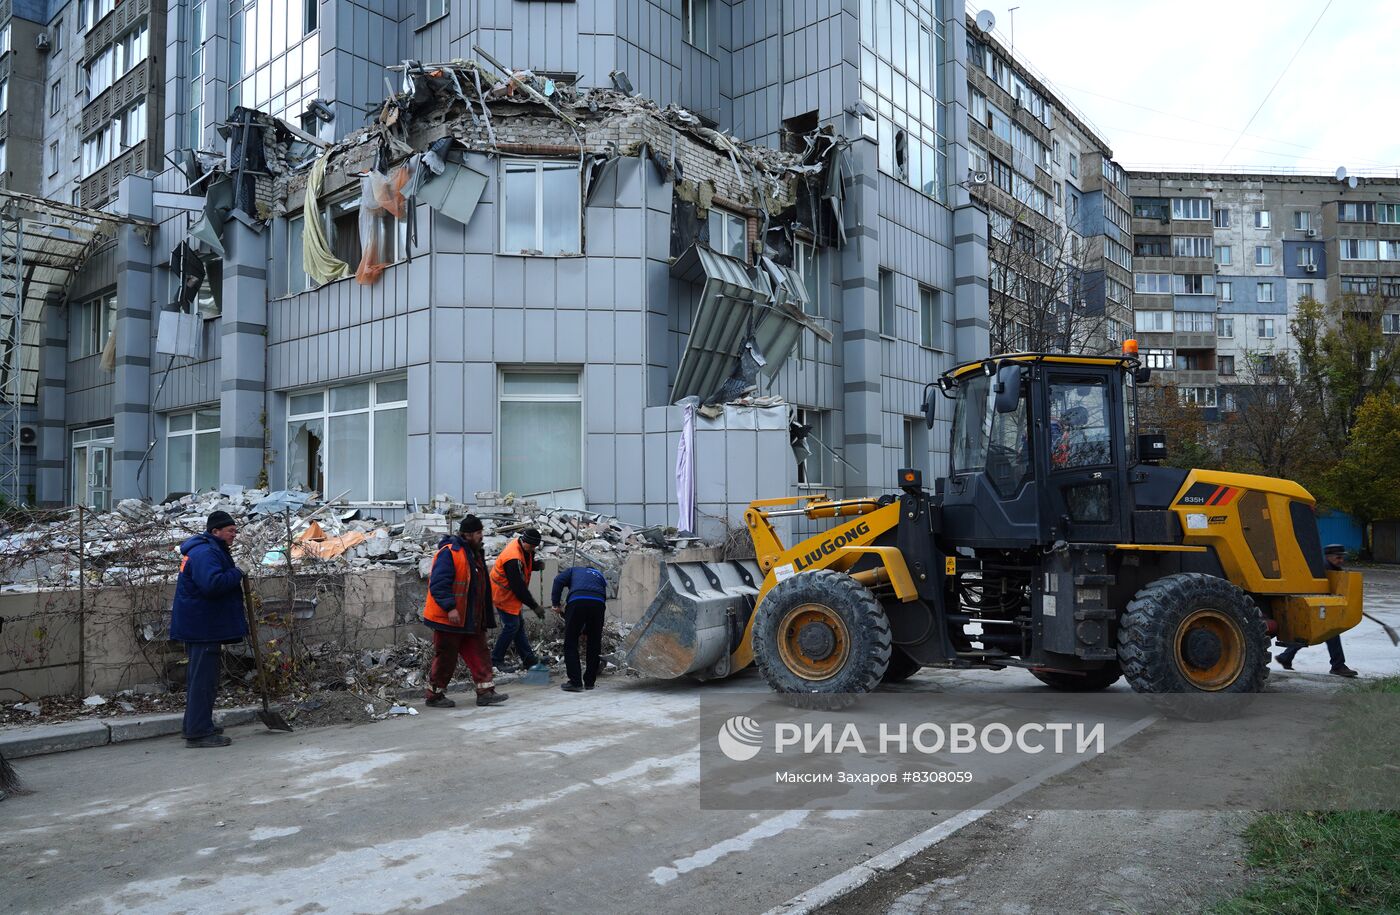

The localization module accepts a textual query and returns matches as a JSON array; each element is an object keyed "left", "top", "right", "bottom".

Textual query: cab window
[{"left": 1048, "top": 377, "right": 1112, "bottom": 469}]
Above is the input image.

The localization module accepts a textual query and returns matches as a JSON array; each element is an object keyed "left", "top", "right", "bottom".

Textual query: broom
[{"left": 0, "top": 748, "right": 25, "bottom": 799}]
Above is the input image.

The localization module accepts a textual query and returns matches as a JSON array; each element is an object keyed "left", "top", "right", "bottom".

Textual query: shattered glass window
[
  {"left": 500, "top": 161, "right": 581, "bottom": 256},
  {"left": 228, "top": 0, "right": 319, "bottom": 124},
  {"left": 859, "top": 0, "right": 948, "bottom": 200},
  {"left": 285, "top": 378, "right": 406, "bottom": 501}
]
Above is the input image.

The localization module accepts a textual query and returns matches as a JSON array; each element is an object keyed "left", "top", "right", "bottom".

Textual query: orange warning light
[{"left": 1122, "top": 338, "right": 1139, "bottom": 356}]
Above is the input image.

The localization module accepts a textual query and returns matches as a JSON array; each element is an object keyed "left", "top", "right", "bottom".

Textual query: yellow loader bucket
[{"left": 622, "top": 559, "right": 764, "bottom": 679}]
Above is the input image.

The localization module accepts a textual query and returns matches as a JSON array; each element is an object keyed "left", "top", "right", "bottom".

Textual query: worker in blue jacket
[
  {"left": 170, "top": 511, "right": 247, "bottom": 748},
  {"left": 551, "top": 564, "right": 609, "bottom": 692}
]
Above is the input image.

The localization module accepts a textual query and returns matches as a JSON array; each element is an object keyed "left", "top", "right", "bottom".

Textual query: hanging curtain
[{"left": 302, "top": 154, "right": 351, "bottom": 286}]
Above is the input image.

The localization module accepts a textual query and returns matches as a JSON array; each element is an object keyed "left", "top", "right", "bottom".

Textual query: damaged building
[{"left": 1, "top": 0, "right": 990, "bottom": 538}]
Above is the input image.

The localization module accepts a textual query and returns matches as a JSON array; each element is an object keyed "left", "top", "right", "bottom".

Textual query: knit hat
[
  {"left": 521, "top": 528, "right": 543, "bottom": 546},
  {"left": 206, "top": 510, "right": 237, "bottom": 532},
  {"left": 459, "top": 514, "right": 484, "bottom": 534}
]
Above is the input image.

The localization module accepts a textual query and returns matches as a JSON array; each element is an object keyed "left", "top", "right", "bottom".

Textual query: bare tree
[
  {"left": 984, "top": 196, "right": 1123, "bottom": 356},
  {"left": 1293, "top": 293, "right": 1400, "bottom": 452},
  {"left": 1217, "top": 350, "right": 1328, "bottom": 483}
]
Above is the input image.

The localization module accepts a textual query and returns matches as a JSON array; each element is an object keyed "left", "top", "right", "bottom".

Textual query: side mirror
[
  {"left": 993, "top": 364, "right": 1023, "bottom": 413},
  {"left": 922, "top": 382, "right": 937, "bottom": 429},
  {"left": 1133, "top": 366, "right": 1152, "bottom": 384}
]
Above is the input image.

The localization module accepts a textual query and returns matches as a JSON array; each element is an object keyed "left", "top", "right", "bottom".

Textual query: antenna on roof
[
  {"left": 1335, "top": 166, "right": 1348, "bottom": 182},
  {"left": 975, "top": 9, "right": 996, "bottom": 33}
]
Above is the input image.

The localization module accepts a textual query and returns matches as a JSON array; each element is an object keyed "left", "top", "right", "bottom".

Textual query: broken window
[
  {"left": 498, "top": 371, "right": 582, "bottom": 499},
  {"left": 166, "top": 408, "right": 220, "bottom": 497},
  {"left": 68, "top": 293, "right": 115, "bottom": 359},
  {"left": 706, "top": 208, "right": 747, "bottom": 261},
  {"left": 796, "top": 242, "right": 823, "bottom": 319},
  {"left": 287, "top": 378, "right": 407, "bottom": 502},
  {"left": 501, "top": 160, "right": 582, "bottom": 256},
  {"left": 793, "top": 408, "right": 831, "bottom": 487},
  {"left": 315, "top": 194, "right": 407, "bottom": 281},
  {"left": 682, "top": 0, "right": 712, "bottom": 53}
]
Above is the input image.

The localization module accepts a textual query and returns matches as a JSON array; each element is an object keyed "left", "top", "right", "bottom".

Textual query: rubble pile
[{"left": 0, "top": 487, "right": 688, "bottom": 592}]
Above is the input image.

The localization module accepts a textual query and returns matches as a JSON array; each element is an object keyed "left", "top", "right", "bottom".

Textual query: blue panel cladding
[
  {"left": 1173, "top": 295, "right": 1217, "bottom": 313},
  {"left": 1282, "top": 241, "right": 1327, "bottom": 278},
  {"left": 1080, "top": 268, "right": 1105, "bottom": 313},
  {"left": 1214, "top": 275, "right": 1287, "bottom": 314},
  {"left": 1078, "top": 190, "right": 1108, "bottom": 239}
]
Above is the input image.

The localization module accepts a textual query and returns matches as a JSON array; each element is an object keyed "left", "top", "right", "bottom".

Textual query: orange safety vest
[
  {"left": 490, "top": 538, "right": 534, "bottom": 615},
  {"left": 423, "top": 543, "right": 471, "bottom": 627}
]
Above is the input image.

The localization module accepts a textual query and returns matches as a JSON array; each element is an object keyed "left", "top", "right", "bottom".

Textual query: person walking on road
[
  {"left": 490, "top": 528, "right": 546, "bottom": 672},
  {"left": 551, "top": 565, "right": 609, "bottom": 692},
  {"left": 170, "top": 511, "right": 247, "bottom": 748},
  {"left": 422, "top": 515, "right": 508, "bottom": 708},
  {"left": 1276, "top": 544, "right": 1359, "bottom": 677}
]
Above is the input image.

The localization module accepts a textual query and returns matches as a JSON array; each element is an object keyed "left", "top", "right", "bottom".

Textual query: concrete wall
[{"left": 0, "top": 569, "right": 417, "bottom": 700}]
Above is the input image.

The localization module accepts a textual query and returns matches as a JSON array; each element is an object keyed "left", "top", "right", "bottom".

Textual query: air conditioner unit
[
  {"left": 1304, "top": 263, "right": 1317, "bottom": 273},
  {"left": 35, "top": 33, "right": 50, "bottom": 52},
  {"left": 18, "top": 424, "right": 37, "bottom": 446},
  {"left": 1306, "top": 227, "right": 1318, "bottom": 237}
]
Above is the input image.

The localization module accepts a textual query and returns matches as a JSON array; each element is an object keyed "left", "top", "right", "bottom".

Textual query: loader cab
[{"left": 937, "top": 354, "right": 1138, "bottom": 548}]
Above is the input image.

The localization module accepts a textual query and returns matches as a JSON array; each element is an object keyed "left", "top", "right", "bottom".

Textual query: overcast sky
[{"left": 973, "top": 0, "right": 1400, "bottom": 176}]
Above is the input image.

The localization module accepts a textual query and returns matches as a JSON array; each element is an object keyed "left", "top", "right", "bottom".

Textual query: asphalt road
[{"left": 4, "top": 566, "right": 1397, "bottom": 915}]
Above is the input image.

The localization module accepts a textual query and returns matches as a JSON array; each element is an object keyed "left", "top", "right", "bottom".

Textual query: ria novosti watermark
[{"left": 699, "top": 692, "right": 1400, "bottom": 812}]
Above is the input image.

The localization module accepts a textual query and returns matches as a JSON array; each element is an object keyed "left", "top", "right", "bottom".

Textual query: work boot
[
  {"left": 1330, "top": 665, "right": 1359, "bottom": 678},
  {"left": 561, "top": 682, "right": 584, "bottom": 693},
  {"left": 185, "top": 734, "right": 232, "bottom": 748},
  {"left": 495, "top": 660, "right": 519, "bottom": 674},
  {"left": 1276, "top": 654, "right": 1295, "bottom": 671},
  {"left": 425, "top": 692, "right": 456, "bottom": 708},
  {"left": 477, "top": 690, "right": 508, "bottom": 707},
  {"left": 584, "top": 683, "right": 596, "bottom": 691}
]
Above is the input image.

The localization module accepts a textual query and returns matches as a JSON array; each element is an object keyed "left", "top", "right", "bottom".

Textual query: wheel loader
[{"left": 623, "top": 348, "right": 1364, "bottom": 697}]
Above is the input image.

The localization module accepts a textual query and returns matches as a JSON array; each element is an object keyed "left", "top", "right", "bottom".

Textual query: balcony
[
  {"left": 1133, "top": 216, "right": 1172, "bottom": 237},
  {"left": 1171, "top": 369, "right": 1218, "bottom": 388},
  {"left": 81, "top": 60, "right": 154, "bottom": 134},
  {"left": 79, "top": 141, "right": 146, "bottom": 208},
  {"left": 83, "top": 0, "right": 156, "bottom": 65},
  {"left": 1174, "top": 332, "right": 1216, "bottom": 350}
]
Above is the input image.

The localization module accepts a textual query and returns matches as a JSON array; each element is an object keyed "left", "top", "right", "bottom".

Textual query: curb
[{"left": 0, "top": 706, "right": 259, "bottom": 759}]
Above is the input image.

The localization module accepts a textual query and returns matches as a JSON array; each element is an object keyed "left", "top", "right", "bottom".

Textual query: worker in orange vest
[
  {"left": 490, "top": 528, "right": 545, "bottom": 672},
  {"left": 422, "top": 515, "right": 508, "bottom": 707}
]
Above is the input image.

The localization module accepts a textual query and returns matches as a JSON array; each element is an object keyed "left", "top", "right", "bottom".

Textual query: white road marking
[{"left": 650, "top": 810, "right": 812, "bottom": 885}]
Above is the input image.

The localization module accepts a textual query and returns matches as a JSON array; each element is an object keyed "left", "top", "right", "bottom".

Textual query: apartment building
[
  {"left": 5, "top": 0, "right": 990, "bottom": 534},
  {"left": 1128, "top": 170, "right": 1400, "bottom": 413},
  {"left": 964, "top": 14, "right": 1131, "bottom": 356}
]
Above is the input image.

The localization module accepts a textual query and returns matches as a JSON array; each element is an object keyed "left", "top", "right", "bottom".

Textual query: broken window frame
[
  {"left": 286, "top": 377, "right": 408, "bottom": 503},
  {"left": 499, "top": 159, "right": 583, "bottom": 257},
  {"left": 166, "top": 408, "right": 221, "bottom": 497},
  {"left": 497, "top": 370, "right": 583, "bottom": 500},
  {"left": 794, "top": 407, "right": 832, "bottom": 488},
  {"left": 706, "top": 208, "right": 747, "bottom": 262},
  {"left": 285, "top": 213, "right": 310, "bottom": 295},
  {"left": 68, "top": 293, "right": 115, "bottom": 360}
]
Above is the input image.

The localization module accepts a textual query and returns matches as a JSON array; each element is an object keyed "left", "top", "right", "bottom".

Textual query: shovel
[
  {"left": 242, "top": 580, "right": 293, "bottom": 732},
  {"left": 1364, "top": 610, "right": 1400, "bottom": 647}
]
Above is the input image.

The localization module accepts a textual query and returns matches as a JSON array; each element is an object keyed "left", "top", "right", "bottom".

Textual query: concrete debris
[
  {"left": 82, "top": 695, "right": 107, "bottom": 707},
  {"left": 12, "top": 702, "right": 40, "bottom": 716}
]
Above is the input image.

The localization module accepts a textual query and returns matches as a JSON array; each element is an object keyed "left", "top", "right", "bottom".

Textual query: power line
[
  {"left": 1057, "top": 81, "right": 1397, "bottom": 168},
  {"left": 1219, "top": 0, "right": 1335, "bottom": 165}
]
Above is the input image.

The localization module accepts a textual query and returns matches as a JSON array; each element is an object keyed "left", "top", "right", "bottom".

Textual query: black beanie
[
  {"left": 521, "top": 528, "right": 543, "bottom": 546},
  {"left": 206, "top": 510, "right": 236, "bottom": 532},
  {"left": 459, "top": 514, "right": 484, "bottom": 534}
]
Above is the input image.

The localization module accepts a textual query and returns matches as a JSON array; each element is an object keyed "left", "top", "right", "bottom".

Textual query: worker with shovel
[
  {"left": 422, "top": 515, "right": 507, "bottom": 707},
  {"left": 1276, "top": 544, "right": 1360, "bottom": 678},
  {"left": 170, "top": 511, "right": 247, "bottom": 748}
]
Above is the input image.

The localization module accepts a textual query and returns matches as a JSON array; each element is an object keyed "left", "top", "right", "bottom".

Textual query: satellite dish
[
  {"left": 976, "top": 9, "right": 997, "bottom": 33},
  {"left": 1348, "top": 176, "right": 1359, "bottom": 189},
  {"left": 1335, "top": 166, "right": 1348, "bottom": 181}
]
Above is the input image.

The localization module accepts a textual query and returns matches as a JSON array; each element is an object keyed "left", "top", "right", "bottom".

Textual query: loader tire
[
  {"left": 752, "top": 570, "right": 891, "bottom": 707},
  {"left": 881, "top": 648, "right": 923, "bottom": 684},
  {"left": 1030, "top": 664, "right": 1122, "bottom": 692},
  {"left": 1118, "top": 573, "right": 1269, "bottom": 695}
]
